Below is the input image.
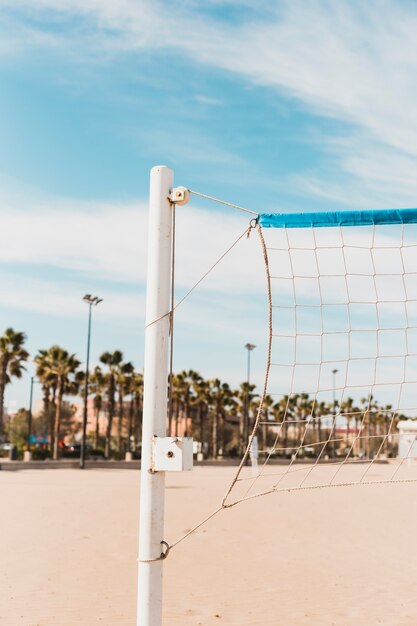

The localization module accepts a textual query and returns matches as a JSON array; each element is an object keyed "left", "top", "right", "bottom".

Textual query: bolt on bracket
[
  {"left": 168, "top": 187, "right": 190, "bottom": 206},
  {"left": 151, "top": 436, "right": 194, "bottom": 472}
]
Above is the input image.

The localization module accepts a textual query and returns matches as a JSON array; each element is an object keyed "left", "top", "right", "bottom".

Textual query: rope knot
[{"left": 247, "top": 217, "right": 258, "bottom": 239}]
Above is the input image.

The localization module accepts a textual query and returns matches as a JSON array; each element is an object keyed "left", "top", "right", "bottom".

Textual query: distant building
[
  {"left": 397, "top": 420, "right": 417, "bottom": 459},
  {"left": 73, "top": 398, "right": 108, "bottom": 433}
]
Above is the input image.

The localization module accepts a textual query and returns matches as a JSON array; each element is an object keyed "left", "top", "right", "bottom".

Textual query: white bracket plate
[
  {"left": 152, "top": 436, "right": 193, "bottom": 472},
  {"left": 168, "top": 186, "right": 190, "bottom": 206}
]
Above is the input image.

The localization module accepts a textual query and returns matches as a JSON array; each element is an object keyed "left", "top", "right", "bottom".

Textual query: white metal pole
[{"left": 137, "top": 165, "right": 173, "bottom": 626}]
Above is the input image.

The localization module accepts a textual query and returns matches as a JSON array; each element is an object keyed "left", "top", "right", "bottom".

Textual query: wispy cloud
[
  {"left": 0, "top": 199, "right": 145, "bottom": 282},
  {"left": 0, "top": 190, "right": 263, "bottom": 322},
  {"left": 193, "top": 94, "right": 223, "bottom": 106},
  {"left": 2, "top": 1, "right": 417, "bottom": 204},
  {"left": 0, "top": 270, "right": 145, "bottom": 321}
]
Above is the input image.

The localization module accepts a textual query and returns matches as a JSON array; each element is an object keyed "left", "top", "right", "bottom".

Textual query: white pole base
[{"left": 23, "top": 451, "right": 32, "bottom": 462}]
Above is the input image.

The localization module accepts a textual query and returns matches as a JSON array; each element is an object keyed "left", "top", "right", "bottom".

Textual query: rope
[
  {"left": 168, "top": 204, "right": 176, "bottom": 434},
  {"left": 225, "top": 477, "right": 417, "bottom": 507},
  {"left": 164, "top": 476, "right": 417, "bottom": 559},
  {"left": 138, "top": 541, "right": 170, "bottom": 563},
  {"left": 233, "top": 457, "right": 392, "bottom": 484},
  {"left": 145, "top": 226, "right": 251, "bottom": 329},
  {"left": 189, "top": 189, "right": 259, "bottom": 216},
  {"left": 222, "top": 223, "right": 273, "bottom": 506},
  {"left": 167, "top": 507, "right": 224, "bottom": 551},
  {"left": 152, "top": 223, "right": 272, "bottom": 554},
  {"left": 141, "top": 199, "right": 258, "bottom": 560}
]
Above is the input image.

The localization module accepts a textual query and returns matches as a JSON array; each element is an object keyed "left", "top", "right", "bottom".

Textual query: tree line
[
  {"left": 0, "top": 327, "right": 405, "bottom": 460},
  {"left": 0, "top": 328, "right": 144, "bottom": 460}
]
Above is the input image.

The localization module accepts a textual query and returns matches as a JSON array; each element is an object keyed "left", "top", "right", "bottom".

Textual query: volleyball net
[
  {"left": 137, "top": 167, "right": 417, "bottom": 626},
  {"left": 222, "top": 207, "right": 417, "bottom": 507}
]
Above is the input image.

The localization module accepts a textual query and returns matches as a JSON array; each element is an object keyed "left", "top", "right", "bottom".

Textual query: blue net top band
[{"left": 258, "top": 208, "right": 417, "bottom": 229}]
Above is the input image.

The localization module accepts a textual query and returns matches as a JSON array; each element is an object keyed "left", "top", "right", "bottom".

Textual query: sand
[{"left": 1, "top": 463, "right": 417, "bottom": 626}]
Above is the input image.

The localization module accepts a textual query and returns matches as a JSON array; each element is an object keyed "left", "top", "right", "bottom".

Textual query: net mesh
[{"left": 223, "top": 220, "right": 417, "bottom": 506}]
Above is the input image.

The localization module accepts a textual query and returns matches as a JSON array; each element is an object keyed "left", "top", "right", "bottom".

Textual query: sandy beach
[{"left": 2, "top": 464, "right": 417, "bottom": 626}]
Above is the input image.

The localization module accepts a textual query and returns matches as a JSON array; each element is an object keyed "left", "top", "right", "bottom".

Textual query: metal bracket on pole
[
  {"left": 168, "top": 186, "right": 190, "bottom": 206},
  {"left": 151, "top": 436, "right": 193, "bottom": 472}
]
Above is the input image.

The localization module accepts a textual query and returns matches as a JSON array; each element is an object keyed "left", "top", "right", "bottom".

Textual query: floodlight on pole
[
  {"left": 243, "top": 343, "right": 256, "bottom": 450},
  {"left": 27, "top": 376, "right": 34, "bottom": 451},
  {"left": 80, "top": 294, "right": 102, "bottom": 469},
  {"left": 25, "top": 376, "right": 41, "bottom": 461},
  {"left": 332, "top": 368, "right": 338, "bottom": 456}
]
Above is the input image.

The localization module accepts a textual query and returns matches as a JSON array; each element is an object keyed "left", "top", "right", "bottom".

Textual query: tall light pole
[
  {"left": 80, "top": 294, "right": 103, "bottom": 469},
  {"left": 243, "top": 343, "right": 256, "bottom": 451},
  {"left": 25, "top": 377, "right": 41, "bottom": 462},
  {"left": 25, "top": 376, "right": 35, "bottom": 461},
  {"left": 332, "top": 368, "right": 338, "bottom": 457},
  {"left": 27, "top": 376, "right": 34, "bottom": 452}
]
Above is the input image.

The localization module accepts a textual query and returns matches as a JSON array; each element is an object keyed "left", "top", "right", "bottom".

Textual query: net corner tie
[
  {"left": 247, "top": 217, "right": 259, "bottom": 238},
  {"left": 138, "top": 540, "right": 170, "bottom": 563}
]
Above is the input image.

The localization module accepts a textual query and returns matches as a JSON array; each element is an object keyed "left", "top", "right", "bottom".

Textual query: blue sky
[{"left": 2, "top": 0, "right": 417, "bottom": 411}]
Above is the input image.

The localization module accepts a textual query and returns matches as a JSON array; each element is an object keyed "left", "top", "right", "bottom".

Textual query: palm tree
[
  {"left": 34, "top": 349, "right": 54, "bottom": 416},
  {"left": 237, "top": 382, "right": 257, "bottom": 453},
  {"left": 382, "top": 404, "right": 394, "bottom": 457},
  {"left": 90, "top": 366, "right": 106, "bottom": 449},
  {"left": 100, "top": 350, "right": 125, "bottom": 458},
  {"left": 271, "top": 395, "right": 291, "bottom": 455},
  {"left": 35, "top": 347, "right": 63, "bottom": 452},
  {"left": 123, "top": 372, "right": 134, "bottom": 453},
  {"left": 172, "top": 371, "right": 195, "bottom": 437},
  {"left": 259, "top": 394, "right": 274, "bottom": 455},
  {"left": 36, "top": 346, "right": 80, "bottom": 460},
  {"left": 313, "top": 400, "right": 328, "bottom": 455},
  {"left": 183, "top": 370, "right": 201, "bottom": 436},
  {"left": 340, "top": 397, "right": 353, "bottom": 441},
  {"left": 35, "top": 348, "right": 54, "bottom": 449},
  {"left": 295, "top": 392, "right": 312, "bottom": 449},
  {"left": 171, "top": 373, "right": 184, "bottom": 436},
  {"left": 352, "top": 403, "right": 363, "bottom": 457},
  {"left": 209, "top": 379, "right": 234, "bottom": 458},
  {"left": 359, "top": 396, "right": 373, "bottom": 458},
  {"left": 190, "top": 374, "right": 210, "bottom": 458},
  {"left": 115, "top": 360, "right": 134, "bottom": 453},
  {"left": 0, "top": 328, "right": 29, "bottom": 433},
  {"left": 129, "top": 372, "right": 144, "bottom": 450}
]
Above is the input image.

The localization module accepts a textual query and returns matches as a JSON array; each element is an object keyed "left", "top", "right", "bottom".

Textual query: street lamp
[
  {"left": 243, "top": 343, "right": 256, "bottom": 450},
  {"left": 80, "top": 294, "right": 103, "bottom": 469},
  {"left": 26, "top": 376, "right": 40, "bottom": 458},
  {"left": 27, "top": 376, "right": 35, "bottom": 453},
  {"left": 332, "top": 368, "right": 338, "bottom": 457},
  {"left": 25, "top": 377, "right": 45, "bottom": 461}
]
